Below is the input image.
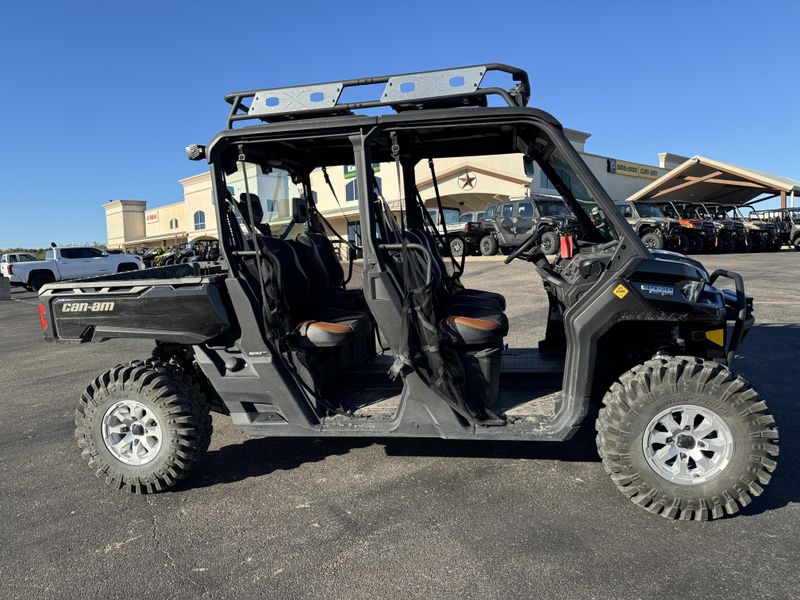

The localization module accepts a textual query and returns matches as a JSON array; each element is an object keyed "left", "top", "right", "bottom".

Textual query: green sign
[{"left": 343, "top": 164, "right": 380, "bottom": 179}]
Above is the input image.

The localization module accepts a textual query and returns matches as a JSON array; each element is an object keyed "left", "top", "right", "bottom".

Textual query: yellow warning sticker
[
  {"left": 613, "top": 284, "right": 629, "bottom": 299},
  {"left": 705, "top": 328, "right": 725, "bottom": 347}
]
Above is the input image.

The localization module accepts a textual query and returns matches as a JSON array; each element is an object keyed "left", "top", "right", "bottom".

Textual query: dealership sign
[
  {"left": 145, "top": 212, "right": 159, "bottom": 223},
  {"left": 343, "top": 164, "right": 381, "bottom": 179},
  {"left": 607, "top": 158, "right": 660, "bottom": 179}
]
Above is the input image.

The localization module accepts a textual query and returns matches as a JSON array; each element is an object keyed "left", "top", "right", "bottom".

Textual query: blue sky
[{"left": 1, "top": 0, "right": 798, "bottom": 247}]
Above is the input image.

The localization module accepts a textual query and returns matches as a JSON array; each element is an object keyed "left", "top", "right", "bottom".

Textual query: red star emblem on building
[{"left": 458, "top": 171, "right": 477, "bottom": 190}]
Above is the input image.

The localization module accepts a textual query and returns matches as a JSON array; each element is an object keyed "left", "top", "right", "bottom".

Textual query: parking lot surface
[{"left": 1, "top": 252, "right": 799, "bottom": 599}]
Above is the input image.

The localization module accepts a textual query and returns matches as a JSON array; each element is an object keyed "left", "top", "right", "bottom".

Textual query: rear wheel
[
  {"left": 479, "top": 235, "right": 498, "bottom": 256},
  {"left": 596, "top": 356, "right": 778, "bottom": 520},
  {"left": 449, "top": 237, "right": 465, "bottom": 257},
  {"left": 29, "top": 271, "right": 55, "bottom": 292},
  {"left": 75, "top": 361, "right": 212, "bottom": 493},
  {"left": 640, "top": 230, "right": 665, "bottom": 250}
]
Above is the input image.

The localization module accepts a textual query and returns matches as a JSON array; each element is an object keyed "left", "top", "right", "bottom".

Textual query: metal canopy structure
[{"left": 628, "top": 155, "right": 800, "bottom": 207}]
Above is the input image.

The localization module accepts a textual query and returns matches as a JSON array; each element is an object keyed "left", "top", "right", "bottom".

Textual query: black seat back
[{"left": 295, "top": 233, "right": 345, "bottom": 288}]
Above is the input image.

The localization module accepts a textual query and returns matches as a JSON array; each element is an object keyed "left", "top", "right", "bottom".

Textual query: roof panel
[{"left": 628, "top": 155, "right": 800, "bottom": 205}]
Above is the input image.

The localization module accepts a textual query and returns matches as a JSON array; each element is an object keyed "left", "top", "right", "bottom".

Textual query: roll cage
[{"left": 198, "top": 65, "right": 656, "bottom": 440}]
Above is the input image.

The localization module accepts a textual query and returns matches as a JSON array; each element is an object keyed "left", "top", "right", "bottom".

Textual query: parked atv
[
  {"left": 736, "top": 207, "right": 781, "bottom": 251},
  {"left": 613, "top": 201, "right": 682, "bottom": 250},
  {"left": 695, "top": 203, "right": 748, "bottom": 252},
  {"left": 40, "top": 64, "right": 777, "bottom": 520},
  {"left": 752, "top": 207, "right": 800, "bottom": 249}
]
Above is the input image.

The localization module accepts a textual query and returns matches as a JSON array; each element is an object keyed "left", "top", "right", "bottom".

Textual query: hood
[{"left": 650, "top": 249, "right": 709, "bottom": 280}]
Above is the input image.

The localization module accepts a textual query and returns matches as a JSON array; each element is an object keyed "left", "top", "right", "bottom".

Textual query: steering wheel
[
  {"left": 504, "top": 224, "right": 566, "bottom": 288},
  {"left": 504, "top": 223, "right": 548, "bottom": 264}
]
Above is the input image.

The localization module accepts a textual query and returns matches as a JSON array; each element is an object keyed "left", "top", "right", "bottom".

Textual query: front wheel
[
  {"left": 640, "top": 230, "right": 665, "bottom": 250},
  {"left": 75, "top": 362, "right": 212, "bottom": 493},
  {"left": 687, "top": 233, "right": 704, "bottom": 253},
  {"left": 596, "top": 356, "right": 778, "bottom": 520}
]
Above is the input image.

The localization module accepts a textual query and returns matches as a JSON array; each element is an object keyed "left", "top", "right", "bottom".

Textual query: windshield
[
  {"left": 637, "top": 204, "right": 665, "bottom": 218},
  {"left": 535, "top": 199, "right": 572, "bottom": 217},
  {"left": 538, "top": 148, "right": 617, "bottom": 242},
  {"left": 429, "top": 208, "right": 461, "bottom": 225}
]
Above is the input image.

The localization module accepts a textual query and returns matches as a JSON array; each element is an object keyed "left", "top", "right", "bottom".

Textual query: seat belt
[{"left": 427, "top": 158, "right": 465, "bottom": 278}]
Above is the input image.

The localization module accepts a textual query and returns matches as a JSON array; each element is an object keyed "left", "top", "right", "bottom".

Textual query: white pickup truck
[{"left": 0, "top": 246, "right": 143, "bottom": 291}]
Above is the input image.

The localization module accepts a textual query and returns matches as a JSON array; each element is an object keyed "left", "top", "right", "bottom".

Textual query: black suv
[{"left": 480, "top": 195, "right": 580, "bottom": 255}]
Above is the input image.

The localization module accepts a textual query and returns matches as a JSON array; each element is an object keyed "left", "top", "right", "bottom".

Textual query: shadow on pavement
[
  {"left": 734, "top": 324, "right": 800, "bottom": 516},
  {"left": 184, "top": 406, "right": 601, "bottom": 491}
]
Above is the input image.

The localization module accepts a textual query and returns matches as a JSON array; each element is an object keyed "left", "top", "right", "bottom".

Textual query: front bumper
[{"left": 709, "top": 269, "right": 754, "bottom": 365}]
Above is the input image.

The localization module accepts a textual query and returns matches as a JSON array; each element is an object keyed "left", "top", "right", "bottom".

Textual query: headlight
[{"left": 680, "top": 279, "right": 704, "bottom": 303}]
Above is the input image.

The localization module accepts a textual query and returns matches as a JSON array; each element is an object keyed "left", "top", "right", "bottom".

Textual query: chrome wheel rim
[
  {"left": 642, "top": 404, "right": 734, "bottom": 485},
  {"left": 102, "top": 400, "right": 163, "bottom": 465}
]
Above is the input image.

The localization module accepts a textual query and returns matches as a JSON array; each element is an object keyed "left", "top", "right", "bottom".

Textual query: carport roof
[{"left": 627, "top": 155, "right": 800, "bottom": 206}]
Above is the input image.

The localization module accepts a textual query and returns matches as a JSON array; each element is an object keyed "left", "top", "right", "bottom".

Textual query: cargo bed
[{"left": 38, "top": 264, "right": 230, "bottom": 343}]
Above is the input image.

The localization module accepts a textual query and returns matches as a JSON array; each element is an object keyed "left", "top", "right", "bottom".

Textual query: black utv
[
  {"left": 480, "top": 195, "right": 580, "bottom": 255},
  {"left": 39, "top": 65, "right": 777, "bottom": 520}
]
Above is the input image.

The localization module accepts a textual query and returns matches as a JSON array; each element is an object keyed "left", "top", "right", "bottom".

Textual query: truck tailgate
[{"left": 39, "top": 270, "right": 230, "bottom": 344}]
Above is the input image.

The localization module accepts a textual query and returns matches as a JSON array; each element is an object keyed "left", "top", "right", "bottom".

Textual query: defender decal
[
  {"left": 640, "top": 284, "right": 674, "bottom": 297},
  {"left": 60, "top": 301, "right": 116, "bottom": 313}
]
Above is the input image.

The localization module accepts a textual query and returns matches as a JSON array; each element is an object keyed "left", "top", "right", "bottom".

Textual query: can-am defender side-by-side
[{"left": 39, "top": 65, "right": 778, "bottom": 520}]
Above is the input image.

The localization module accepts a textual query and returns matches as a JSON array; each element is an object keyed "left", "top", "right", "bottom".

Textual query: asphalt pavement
[{"left": 1, "top": 252, "right": 799, "bottom": 599}]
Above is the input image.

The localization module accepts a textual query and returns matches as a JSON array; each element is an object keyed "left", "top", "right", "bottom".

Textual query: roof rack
[{"left": 224, "top": 64, "right": 531, "bottom": 128}]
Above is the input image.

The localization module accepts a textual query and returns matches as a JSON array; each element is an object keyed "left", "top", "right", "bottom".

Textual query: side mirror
[
  {"left": 291, "top": 197, "right": 309, "bottom": 224},
  {"left": 523, "top": 155, "right": 535, "bottom": 178}
]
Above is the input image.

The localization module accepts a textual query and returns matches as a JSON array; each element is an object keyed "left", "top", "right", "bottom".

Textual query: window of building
[
  {"left": 347, "top": 221, "right": 362, "bottom": 247},
  {"left": 169, "top": 218, "right": 179, "bottom": 230},
  {"left": 540, "top": 171, "right": 555, "bottom": 190},
  {"left": 194, "top": 211, "right": 206, "bottom": 231},
  {"left": 345, "top": 177, "right": 381, "bottom": 202}
]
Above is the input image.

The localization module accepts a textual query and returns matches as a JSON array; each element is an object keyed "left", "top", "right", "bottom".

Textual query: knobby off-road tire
[
  {"left": 479, "top": 235, "right": 498, "bottom": 256},
  {"left": 75, "top": 360, "right": 212, "bottom": 494},
  {"left": 449, "top": 237, "right": 465, "bottom": 257},
  {"left": 596, "top": 356, "right": 778, "bottom": 521},
  {"left": 540, "top": 231, "right": 559, "bottom": 255},
  {"left": 640, "top": 230, "right": 665, "bottom": 250}
]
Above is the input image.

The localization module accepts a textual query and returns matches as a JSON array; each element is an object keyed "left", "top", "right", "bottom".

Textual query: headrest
[{"left": 237, "top": 193, "right": 264, "bottom": 226}]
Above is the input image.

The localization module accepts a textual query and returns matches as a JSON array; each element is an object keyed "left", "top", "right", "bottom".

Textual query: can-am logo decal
[
  {"left": 60, "top": 301, "right": 115, "bottom": 312},
  {"left": 640, "top": 284, "right": 674, "bottom": 297}
]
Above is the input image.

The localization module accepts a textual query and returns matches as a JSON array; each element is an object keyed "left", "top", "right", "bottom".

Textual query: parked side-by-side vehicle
[{"left": 39, "top": 65, "right": 778, "bottom": 520}]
